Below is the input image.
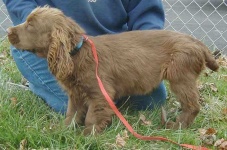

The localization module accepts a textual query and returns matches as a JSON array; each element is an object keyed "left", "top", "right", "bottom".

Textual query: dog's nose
[{"left": 6, "top": 28, "right": 12, "bottom": 35}]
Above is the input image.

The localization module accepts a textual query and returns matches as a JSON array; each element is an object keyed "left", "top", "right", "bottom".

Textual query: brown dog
[{"left": 7, "top": 7, "right": 219, "bottom": 135}]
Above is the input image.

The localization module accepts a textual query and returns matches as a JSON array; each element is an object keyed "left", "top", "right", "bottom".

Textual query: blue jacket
[{"left": 3, "top": 0, "right": 165, "bottom": 36}]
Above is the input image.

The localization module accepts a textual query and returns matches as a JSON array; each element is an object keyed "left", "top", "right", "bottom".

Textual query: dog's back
[{"left": 91, "top": 30, "right": 218, "bottom": 97}]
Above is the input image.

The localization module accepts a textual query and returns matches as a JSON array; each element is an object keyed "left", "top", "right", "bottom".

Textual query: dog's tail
[
  {"left": 199, "top": 41, "right": 219, "bottom": 71},
  {"left": 204, "top": 50, "right": 219, "bottom": 71}
]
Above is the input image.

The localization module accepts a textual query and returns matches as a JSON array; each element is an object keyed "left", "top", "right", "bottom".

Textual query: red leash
[{"left": 83, "top": 35, "right": 209, "bottom": 150}]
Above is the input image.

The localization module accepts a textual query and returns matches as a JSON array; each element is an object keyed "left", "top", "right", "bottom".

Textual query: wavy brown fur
[{"left": 7, "top": 6, "right": 219, "bottom": 135}]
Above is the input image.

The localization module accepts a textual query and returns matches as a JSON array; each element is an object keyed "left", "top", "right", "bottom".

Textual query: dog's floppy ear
[{"left": 47, "top": 25, "right": 74, "bottom": 80}]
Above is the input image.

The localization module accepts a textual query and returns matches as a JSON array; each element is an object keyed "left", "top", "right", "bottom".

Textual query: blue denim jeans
[{"left": 11, "top": 46, "right": 167, "bottom": 114}]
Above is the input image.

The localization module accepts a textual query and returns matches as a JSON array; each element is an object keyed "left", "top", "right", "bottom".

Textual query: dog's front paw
[
  {"left": 83, "top": 126, "right": 95, "bottom": 136},
  {"left": 83, "top": 125, "right": 104, "bottom": 136},
  {"left": 64, "top": 116, "right": 73, "bottom": 126},
  {"left": 166, "top": 120, "right": 190, "bottom": 129},
  {"left": 165, "top": 121, "right": 179, "bottom": 129}
]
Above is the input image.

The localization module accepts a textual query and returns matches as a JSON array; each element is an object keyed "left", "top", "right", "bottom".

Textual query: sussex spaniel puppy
[{"left": 7, "top": 6, "right": 219, "bottom": 135}]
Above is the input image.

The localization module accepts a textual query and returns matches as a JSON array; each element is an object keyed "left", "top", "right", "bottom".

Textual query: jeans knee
[{"left": 11, "top": 47, "right": 68, "bottom": 114}]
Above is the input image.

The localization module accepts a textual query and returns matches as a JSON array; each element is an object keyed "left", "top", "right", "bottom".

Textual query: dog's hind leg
[
  {"left": 167, "top": 78, "right": 200, "bottom": 129},
  {"left": 163, "top": 50, "right": 203, "bottom": 129}
]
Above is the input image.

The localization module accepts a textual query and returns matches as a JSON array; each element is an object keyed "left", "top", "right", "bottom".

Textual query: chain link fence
[
  {"left": 0, "top": 0, "right": 227, "bottom": 54},
  {"left": 163, "top": 0, "right": 227, "bottom": 54},
  {"left": 0, "top": 3, "right": 11, "bottom": 41}
]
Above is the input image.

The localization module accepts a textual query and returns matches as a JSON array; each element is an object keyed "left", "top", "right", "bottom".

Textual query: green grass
[{"left": 0, "top": 40, "right": 227, "bottom": 150}]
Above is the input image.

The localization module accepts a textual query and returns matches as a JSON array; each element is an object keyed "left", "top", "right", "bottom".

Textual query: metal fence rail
[{"left": 0, "top": 1, "right": 227, "bottom": 54}]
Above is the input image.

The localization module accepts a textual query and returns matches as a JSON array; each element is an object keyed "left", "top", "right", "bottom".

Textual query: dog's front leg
[
  {"left": 65, "top": 93, "right": 86, "bottom": 126},
  {"left": 65, "top": 96, "right": 77, "bottom": 126},
  {"left": 83, "top": 97, "right": 115, "bottom": 135}
]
